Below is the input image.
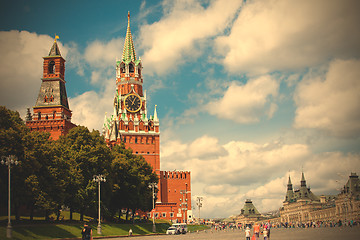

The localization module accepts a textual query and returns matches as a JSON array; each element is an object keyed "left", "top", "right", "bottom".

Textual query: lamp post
[
  {"left": 1, "top": 155, "right": 18, "bottom": 239},
  {"left": 149, "top": 183, "right": 157, "bottom": 232},
  {"left": 196, "top": 196, "right": 203, "bottom": 224},
  {"left": 180, "top": 190, "right": 188, "bottom": 223},
  {"left": 93, "top": 174, "right": 106, "bottom": 234}
]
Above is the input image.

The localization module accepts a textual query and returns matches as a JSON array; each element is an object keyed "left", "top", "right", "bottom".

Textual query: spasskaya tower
[
  {"left": 103, "top": 13, "right": 192, "bottom": 223},
  {"left": 103, "top": 12, "right": 160, "bottom": 174}
]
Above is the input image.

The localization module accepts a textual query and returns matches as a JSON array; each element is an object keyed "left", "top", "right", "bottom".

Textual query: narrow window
[
  {"left": 129, "top": 64, "right": 134, "bottom": 73},
  {"left": 48, "top": 61, "right": 55, "bottom": 73}
]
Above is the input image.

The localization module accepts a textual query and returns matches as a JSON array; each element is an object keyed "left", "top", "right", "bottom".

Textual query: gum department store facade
[
  {"left": 25, "top": 13, "right": 192, "bottom": 223},
  {"left": 280, "top": 172, "right": 360, "bottom": 225},
  {"left": 233, "top": 172, "right": 360, "bottom": 226}
]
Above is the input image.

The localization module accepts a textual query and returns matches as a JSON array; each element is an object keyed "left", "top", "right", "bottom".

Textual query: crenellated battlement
[{"left": 160, "top": 171, "right": 191, "bottom": 180}]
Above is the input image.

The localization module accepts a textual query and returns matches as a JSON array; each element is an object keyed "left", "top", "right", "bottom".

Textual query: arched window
[
  {"left": 38, "top": 112, "right": 41, "bottom": 120},
  {"left": 129, "top": 63, "right": 134, "bottom": 73},
  {"left": 48, "top": 61, "right": 55, "bottom": 74},
  {"left": 120, "top": 63, "right": 126, "bottom": 73}
]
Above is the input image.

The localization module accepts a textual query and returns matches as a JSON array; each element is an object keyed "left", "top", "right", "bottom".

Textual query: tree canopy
[{"left": 0, "top": 106, "right": 158, "bottom": 221}]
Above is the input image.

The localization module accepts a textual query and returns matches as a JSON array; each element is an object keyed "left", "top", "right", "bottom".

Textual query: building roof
[
  {"left": 341, "top": 172, "right": 360, "bottom": 197},
  {"left": 48, "top": 40, "right": 61, "bottom": 56},
  {"left": 240, "top": 199, "right": 261, "bottom": 217}
]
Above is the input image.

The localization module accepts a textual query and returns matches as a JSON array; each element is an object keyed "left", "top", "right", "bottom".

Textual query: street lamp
[
  {"left": 1, "top": 155, "right": 18, "bottom": 239},
  {"left": 196, "top": 196, "right": 203, "bottom": 224},
  {"left": 93, "top": 174, "right": 106, "bottom": 234},
  {"left": 180, "top": 190, "right": 189, "bottom": 223},
  {"left": 149, "top": 183, "right": 157, "bottom": 232}
]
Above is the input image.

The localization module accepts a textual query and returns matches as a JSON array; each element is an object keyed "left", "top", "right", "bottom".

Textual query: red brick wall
[{"left": 157, "top": 171, "right": 191, "bottom": 222}]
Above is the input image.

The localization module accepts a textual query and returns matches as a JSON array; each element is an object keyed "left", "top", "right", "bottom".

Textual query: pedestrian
[
  {"left": 129, "top": 228, "right": 133, "bottom": 236},
  {"left": 245, "top": 226, "right": 251, "bottom": 240},
  {"left": 263, "top": 227, "right": 268, "bottom": 240},
  {"left": 81, "top": 223, "right": 92, "bottom": 240},
  {"left": 253, "top": 222, "right": 260, "bottom": 240}
]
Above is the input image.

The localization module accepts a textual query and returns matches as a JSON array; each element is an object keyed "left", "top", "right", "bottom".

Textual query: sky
[{"left": 1, "top": 0, "right": 360, "bottom": 219}]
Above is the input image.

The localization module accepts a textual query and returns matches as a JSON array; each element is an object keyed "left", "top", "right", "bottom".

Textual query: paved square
[{"left": 99, "top": 227, "right": 360, "bottom": 240}]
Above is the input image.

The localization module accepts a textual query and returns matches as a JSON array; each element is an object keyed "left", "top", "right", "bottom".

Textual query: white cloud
[
  {"left": 70, "top": 78, "right": 115, "bottom": 131},
  {"left": 205, "top": 75, "right": 279, "bottom": 123},
  {"left": 294, "top": 59, "right": 360, "bottom": 138},
  {"left": 139, "top": 0, "right": 242, "bottom": 75},
  {"left": 0, "top": 30, "right": 69, "bottom": 116},
  {"left": 215, "top": 0, "right": 360, "bottom": 74},
  {"left": 84, "top": 38, "right": 123, "bottom": 68},
  {"left": 161, "top": 135, "right": 360, "bottom": 217},
  {"left": 188, "top": 135, "right": 226, "bottom": 159}
]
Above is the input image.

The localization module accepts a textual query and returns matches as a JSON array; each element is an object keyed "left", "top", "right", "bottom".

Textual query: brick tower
[
  {"left": 26, "top": 36, "right": 76, "bottom": 140},
  {"left": 103, "top": 13, "right": 192, "bottom": 223}
]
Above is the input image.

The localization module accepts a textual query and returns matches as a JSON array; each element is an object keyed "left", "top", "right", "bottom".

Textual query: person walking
[
  {"left": 129, "top": 228, "right": 133, "bottom": 237},
  {"left": 81, "top": 223, "right": 92, "bottom": 240},
  {"left": 263, "top": 227, "right": 268, "bottom": 240},
  {"left": 245, "top": 226, "right": 251, "bottom": 240},
  {"left": 253, "top": 222, "right": 260, "bottom": 240}
]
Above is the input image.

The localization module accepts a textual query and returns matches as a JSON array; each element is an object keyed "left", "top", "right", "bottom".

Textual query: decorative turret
[
  {"left": 285, "top": 175, "right": 295, "bottom": 203},
  {"left": 300, "top": 171, "right": 306, "bottom": 187}
]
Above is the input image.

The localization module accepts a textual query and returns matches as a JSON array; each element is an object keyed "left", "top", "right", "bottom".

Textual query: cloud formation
[
  {"left": 205, "top": 75, "right": 279, "bottom": 123},
  {"left": 138, "top": 0, "right": 242, "bottom": 75},
  {"left": 294, "top": 59, "right": 360, "bottom": 138},
  {"left": 161, "top": 135, "right": 360, "bottom": 217},
  {"left": 215, "top": 0, "right": 360, "bottom": 74},
  {"left": 0, "top": 31, "right": 67, "bottom": 115}
]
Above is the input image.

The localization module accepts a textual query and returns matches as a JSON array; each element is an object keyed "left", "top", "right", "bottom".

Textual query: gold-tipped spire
[{"left": 54, "top": 34, "right": 59, "bottom": 42}]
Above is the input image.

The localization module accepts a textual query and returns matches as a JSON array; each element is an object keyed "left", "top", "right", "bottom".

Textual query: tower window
[
  {"left": 129, "top": 64, "right": 134, "bottom": 73},
  {"left": 120, "top": 63, "right": 125, "bottom": 73},
  {"left": 48, "top": 61, "right": 55, "bottom": 74},
  {"left": 135, "top": 137, "right": 138, "bottom": 143}
]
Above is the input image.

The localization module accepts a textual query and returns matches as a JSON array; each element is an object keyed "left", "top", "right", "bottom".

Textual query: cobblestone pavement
[{"left": 97, "top": 227, "right": 360, "bottom": 240}]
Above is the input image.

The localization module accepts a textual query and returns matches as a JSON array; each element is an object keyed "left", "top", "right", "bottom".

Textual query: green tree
[
  {"left": 21, "top": 131, "right": 66, "bottom": 220},
  {"left": 59, "top": 126, "right": 112, "bottom": 221},
  {"left": 109, "top": 144, "right": 158, "bottom": 221}
]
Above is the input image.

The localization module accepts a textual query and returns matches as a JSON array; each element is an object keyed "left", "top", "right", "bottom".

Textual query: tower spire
[
  {"left": 301, "top": 171, "right": 306, "bottom": 187},
  {"left": 49, "top": 35, "right": 61, "bottom": 56},
  {"left": 287, "top": 175, "right": 293, "bottom": 190},
  {"left": 122, "top": 11, "right": 136, "bottom": 63}
]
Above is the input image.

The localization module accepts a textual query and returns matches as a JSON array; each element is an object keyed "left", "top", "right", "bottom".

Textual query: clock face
[{"left": 124, "top": 94, "right": 142, "bottom": 112}]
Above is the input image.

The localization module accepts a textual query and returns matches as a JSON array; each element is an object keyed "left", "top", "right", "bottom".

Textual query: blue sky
[{"left": 1, "top": 0, "right": 360, "bottom": 218}]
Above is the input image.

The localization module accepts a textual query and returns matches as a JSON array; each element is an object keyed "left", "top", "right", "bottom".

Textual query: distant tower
[{"left": 26, "top": 36, "right": 76, "bottom": 140}]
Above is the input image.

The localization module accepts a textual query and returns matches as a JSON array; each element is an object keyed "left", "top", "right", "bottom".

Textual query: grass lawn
[{"left": 0, "top": 222, "right": 170, "bottom": 240}]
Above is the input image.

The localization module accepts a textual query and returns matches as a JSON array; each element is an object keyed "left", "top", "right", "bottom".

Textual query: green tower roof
[{"left": 122, "top": 12, "right": 137, "bottom": 63}]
